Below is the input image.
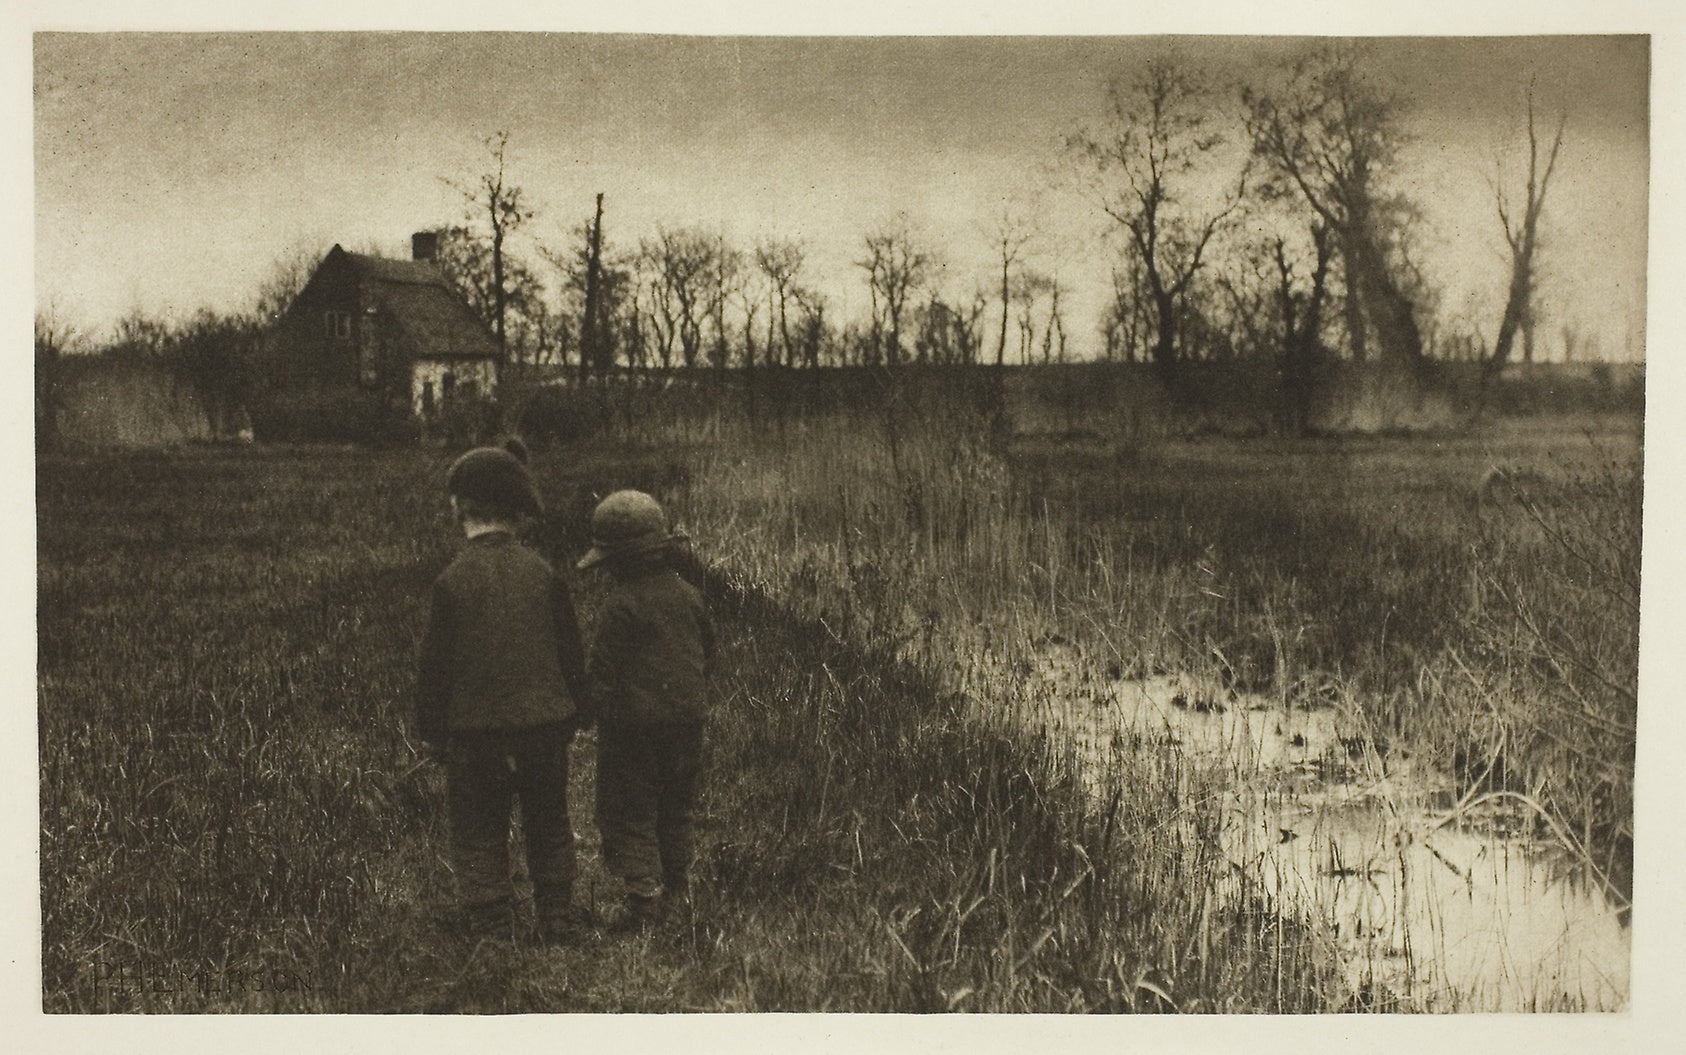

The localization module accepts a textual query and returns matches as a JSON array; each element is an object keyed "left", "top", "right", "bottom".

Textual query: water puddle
[{"left": 973, "top": 641, "right": 1631, "bottom": 1011}]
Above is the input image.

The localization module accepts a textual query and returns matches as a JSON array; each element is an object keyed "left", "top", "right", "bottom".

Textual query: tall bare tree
[
  {"left": 792, "top": 287, "right": 830, "bottom": 368},
  {"left": 736, "top": 263, "right": 765, "bottom": 370},
  {"left": 706, "top": 235, "right": 742, "bottom": 372},
  {"left": 644, "top": 227, "right": 718, "bottom": 370},
  {"left": 1042, "top": 278, "right": 1068, "bottom": 364},
  {"left": 445, "top": 131, "right": 533, "bottom": 360},
  {"left": 546, "top": 203, "right": 633, "bottom": 378},
  {"left": 989, "top": 209, "right": 1035, "bottom": 367},
  {"left": 580, "top": 193, "right": 607, "bottom": 380},
  {"left": 1243, "top": 46, "right": 1424, "bottom": 370},
  {"left": 436, "top": 224, "right": 545, "bottom": 366},
  {"left": 755, "top": 238, "right": 806, "bottom": 368},
  {"left": 1071, "top": 59, "right": 1248, "bottom": 377},
  {"left": 1487, "top": 88, "right": 1565, "bottom": 379},
  {"left": 635, "top": 245, "right": 679, "bottom": 369},
  {"left": 858, "top": 217, "right": 933, "bottom": 367},
  {"left": 1274, "top": 222, "right": 1334, "bottom": 433}
]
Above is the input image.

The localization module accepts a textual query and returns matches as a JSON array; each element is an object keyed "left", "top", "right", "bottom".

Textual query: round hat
[
  {"left": 577, "top": 490, "right": 687, "bottom": 569},
  {"left": 447, "top": 446, "right": 543, "bottom": 519}
]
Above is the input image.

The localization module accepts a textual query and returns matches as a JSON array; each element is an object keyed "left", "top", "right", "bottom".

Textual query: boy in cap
[
  {"left": 416, "top": 446, "right": 589, "bottom": 943},
  {"left": 577, "top": 491, "right": 715, "bottom": 929}
]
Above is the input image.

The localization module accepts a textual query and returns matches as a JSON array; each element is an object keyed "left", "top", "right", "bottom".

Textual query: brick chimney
[{"left": 411, "top": 231, "right": 439, "bottom": 262}]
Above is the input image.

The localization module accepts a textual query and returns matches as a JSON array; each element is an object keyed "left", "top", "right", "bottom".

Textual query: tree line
[
  {"left": 37, "top": 44, "right": 1577, "bottom": 446},
  {"left": 440, "top": 47, "right": 1570, "bottom": 393},
  {"left": 436, "top": 139, "right": 998, "bottom": 378}
]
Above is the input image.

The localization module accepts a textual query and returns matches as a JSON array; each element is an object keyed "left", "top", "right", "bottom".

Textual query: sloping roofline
[{"left": 294, "top": 244, "right": 501, "bottom": 362}]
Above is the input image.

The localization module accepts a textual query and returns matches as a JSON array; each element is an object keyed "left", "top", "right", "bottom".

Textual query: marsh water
[{"left": 977, "top": 640, "right": 1631, "bottom": 1011}]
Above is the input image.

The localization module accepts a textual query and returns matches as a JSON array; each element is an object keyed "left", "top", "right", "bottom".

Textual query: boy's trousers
[
  {"left": 446, "top": 723, "right": 576, "bottom": 919},
  {"left": 596, "top": 720, "right": 704, "bottom": 893}
]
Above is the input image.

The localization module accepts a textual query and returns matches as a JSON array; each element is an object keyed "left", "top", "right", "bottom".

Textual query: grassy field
[
  {"left": 37, "top": 367, "right": 1639, "bottom": 1012},
  {"left": 39, "top": 440, "right": 1336, "bottom": 1012}
]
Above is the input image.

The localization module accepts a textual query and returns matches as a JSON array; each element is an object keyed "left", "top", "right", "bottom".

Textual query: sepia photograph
[{"left": 21, "top": 1, "right": 1680, "bottom": 1041}]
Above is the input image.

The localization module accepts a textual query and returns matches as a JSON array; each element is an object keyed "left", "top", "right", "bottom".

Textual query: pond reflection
[{"left": 998, "top": 650, "right": 1631, "bottom": 1011}]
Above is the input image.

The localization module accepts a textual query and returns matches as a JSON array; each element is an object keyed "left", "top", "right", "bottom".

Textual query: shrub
[{"left": 250, "top": 389, "right": 419, "bottom": 447}]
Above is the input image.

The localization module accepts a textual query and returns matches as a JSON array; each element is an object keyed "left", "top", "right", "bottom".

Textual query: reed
[{"left": 652, "top": 374, "right": 1638, "bottom": 1008}]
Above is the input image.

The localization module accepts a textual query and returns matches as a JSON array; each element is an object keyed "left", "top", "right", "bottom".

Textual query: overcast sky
[
  {"left": 33, "top": 27, "right": 1650, "bottom": 359},
  {"left": 11, "top": 8, "right": 1686, "bottom": 1050}
]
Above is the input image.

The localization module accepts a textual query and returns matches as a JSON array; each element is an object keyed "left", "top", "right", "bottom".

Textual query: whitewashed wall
[{"left": 409, "top": 358, "right": 498, "bottom": 417}]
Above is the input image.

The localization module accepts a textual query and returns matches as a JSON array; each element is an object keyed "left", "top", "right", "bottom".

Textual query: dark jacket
[
  {"left": 584, "top": 561, "right": 715, "bottom": 727},
  {"left": 417, "top": 531, "right": 586, "bottom": 743}
]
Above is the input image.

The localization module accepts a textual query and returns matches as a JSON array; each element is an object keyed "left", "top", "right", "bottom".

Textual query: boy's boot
[
  {"left": 611, "top": 876, "right": 665, "bottom": 932},
  {"left": 662, "top": 868, "right": 693, "bottom": 922},
  {"left": 535, "top": 883, "right": 591, "bottom": 946},
  {"left": 454, "top": 896, "right": 515, "bottom": 942}
]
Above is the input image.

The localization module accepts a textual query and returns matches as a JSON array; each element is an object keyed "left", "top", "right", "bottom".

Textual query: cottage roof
[
  {"left": 335, "top": 246, "right": 500, "bottom": 362},
  {"left": 344, "top": 251, "right": 446, "bottom": 287}
]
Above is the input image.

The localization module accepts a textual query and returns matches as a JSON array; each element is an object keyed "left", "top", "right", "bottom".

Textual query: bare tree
[
  {"left": 953, "top": 291, "right": 988, "bottom": 365},
  {"left": 1101, "top": 257, "right": 1153, "bottom": 362},
  {"left": 580, "top": 193, "right": 607, "bottom": 380},
  {"left": 1273, "top": 222, "right": 1334, "bottom": 433},
  {"left": 989, "top": 208, "right": 1035, "bottom": 367},
  {"left": 434, "top": 223, "right": 545, "bottom": 365},
  {"left": 706, "top": 235, "right": 742, "bottom": 372},
  {"left": 1212, "top": 241, "right": 1276, "bottom": 360},
  {"left": 913, "top": 293, "right": 986, "bottom": 365},
  {"left": 792, "top": 287, "right": 830, "bottom": 368},
  {"left": 620, "top": 286, "right": 649, "bottom": 370},
  {"left": 1043, "top": 278, "right": 1068, "bottom": 364},
  {"left": 546, "top": 196, "right": 634, "bottom": 379},
  {"left": 1244, "top": 45, "right": 1424, "bottom": 370},
  {"left": 170, "top": 309, "right": 260, "bottom": 438},
  {"left": 1486, "top": 88, "right": 1565, "bottom": 380},
  {"left": 755, "top": 239, "right": 806, "bottom": 368},
  {"left": 736, "top": 262, "right": 765, "bottom": 370},
  {"left": 250, "top": 246, "right": 320, "bottom": 327},
  {"left": 645, "top": 227, "right": 718, "bottom": 370},
  {"left": 635, "top": 245, "right": 679, "bottom": 370},
  {"left": 1071, "top": 59, "right": 1247, "bottom": 377},
  {"left": 35, "top": 307, "right": 82, "bottom": 452},
  {"left": 858, "top": 217, "right": 933, "bottom": 367},
  {"left": 108, "top": 309, "right": 173, "bottom": 360},
  {"left": 444, "top": 131, "right": 533, "bottom": 360},
  {"left": 1012, "top": 270, "right": 1054, "bottom": 365},
  {"left": 1560, "top": 322, "right": 1582, "bottom": 363}
]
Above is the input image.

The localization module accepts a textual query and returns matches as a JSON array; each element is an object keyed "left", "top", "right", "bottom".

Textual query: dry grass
[
  {"left": 39, "top": 439, "right": 1335, "bottom": 1012},
  {"left": 37, "top": 367, "right": 1637, "bottom": 1012},
  {"left": 648, "top": 374, "right": 1639, "bottom": 1007}
]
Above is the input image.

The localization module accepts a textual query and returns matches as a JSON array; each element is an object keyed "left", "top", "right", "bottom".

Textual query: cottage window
[{"left": 324, "top": 311, "right": 352, "bottom": 340}]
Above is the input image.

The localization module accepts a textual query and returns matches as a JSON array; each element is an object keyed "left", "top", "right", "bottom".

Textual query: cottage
[{"left": 270, "top": 233, "right": 500, "bottom": 421}]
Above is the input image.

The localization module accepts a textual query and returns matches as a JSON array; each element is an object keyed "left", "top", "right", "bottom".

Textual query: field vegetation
[
  {"left": 649, "top": 370, "right": 1639, "bottom": 909},
  {"left": 40, "top": 421, "right": 1335, "bottom": 1012},
  {"left": 38, "top": 367, "right": 1640, "bottom": 1012}
]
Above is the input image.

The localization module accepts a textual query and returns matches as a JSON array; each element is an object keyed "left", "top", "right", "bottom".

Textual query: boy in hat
[
  {"left": 577, "top": 490, "right": 715, "bottom": 929},
  {"left": 416, "top": 446, "right": 589, "bottom": 943}
]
